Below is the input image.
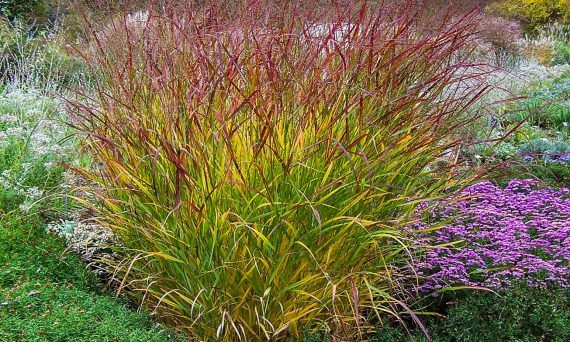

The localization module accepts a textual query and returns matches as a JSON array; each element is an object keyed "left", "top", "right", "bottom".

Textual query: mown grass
[{"left": 0, "top": 215, "right": 183, "bottom": 341}]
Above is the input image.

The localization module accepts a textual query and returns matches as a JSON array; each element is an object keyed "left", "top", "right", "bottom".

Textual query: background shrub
[
  {"left": 488, "top": 0, "right": 570, "bottom": 33},
  {"left": 0, "top": 0, "right": 52, "bottom": 25},
  {"left": 476, "top": 15, "right": 523, "bottom": 68}
]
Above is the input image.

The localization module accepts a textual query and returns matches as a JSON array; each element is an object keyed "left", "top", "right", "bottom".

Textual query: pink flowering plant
[{"left": 413, "top": 179, "right": 570, "bottom": 292}]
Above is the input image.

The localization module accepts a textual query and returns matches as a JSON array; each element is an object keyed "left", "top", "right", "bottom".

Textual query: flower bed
[{"left": 415, "top": 179, "right": 570, "bottom": 292}]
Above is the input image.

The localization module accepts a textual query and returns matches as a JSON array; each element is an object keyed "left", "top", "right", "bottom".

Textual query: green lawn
[{"left": 0, "top": 215, "right": 181, "bottom": 342}]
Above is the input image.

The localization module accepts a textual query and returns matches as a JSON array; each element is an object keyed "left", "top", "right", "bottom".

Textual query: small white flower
[
  {"left": 563, "top": 122, "right": 568, "bottom": 127},
  {"left": 26, "top": 109, "right": 43, "bottom": 117},
  {"left": 6, "top": 127, "right": 23, "bottom": 136},
  {"left": 0, "top": 175, "right": 11, "bottom": 188},
  {"left": 44, "top": 161, "right": 56, "bottom": 169},
  {"left": 0, "top": 115, "right": 18, "bottom": 123},
  {"left": 30, "top": 133, "right": 54, "bottom": 156},
  {"left": 18, "top": 203, "right": 32, "bottom": 212},
  {"left": 474, "top": 155, "right": 482, "bottom": 159},
  {"left": 25, "top": 187, "right": 44, "bottom": 200},
  {"left": 21, "top": 163, "right": 32, "bottom": 171}
]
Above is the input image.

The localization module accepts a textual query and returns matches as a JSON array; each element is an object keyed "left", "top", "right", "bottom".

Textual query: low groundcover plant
[{"left": 68, "top": 1, "right": 494, "bottom": 340}]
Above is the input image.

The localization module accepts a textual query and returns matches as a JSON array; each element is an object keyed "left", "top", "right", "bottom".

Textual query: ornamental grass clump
[{"left": 69, "top": 1, "right": 493, "bottom": 339}]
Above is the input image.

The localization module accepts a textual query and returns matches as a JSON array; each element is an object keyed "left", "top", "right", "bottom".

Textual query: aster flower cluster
[{"left": 413, "top": 179, "right": 570, "bottom": 292}]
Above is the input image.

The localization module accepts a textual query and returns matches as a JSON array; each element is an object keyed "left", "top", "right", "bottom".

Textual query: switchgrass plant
[{"left": 69, "top": 1, "right": 494, "bottom": 339}]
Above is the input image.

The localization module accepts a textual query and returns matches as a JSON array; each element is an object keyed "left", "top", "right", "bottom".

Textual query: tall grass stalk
[
  {"left": 69, "top": 1, "right": 493, "bottom": 339},
  {"left": 0, "top": 19, "right": 88, "bottom": 92}
]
